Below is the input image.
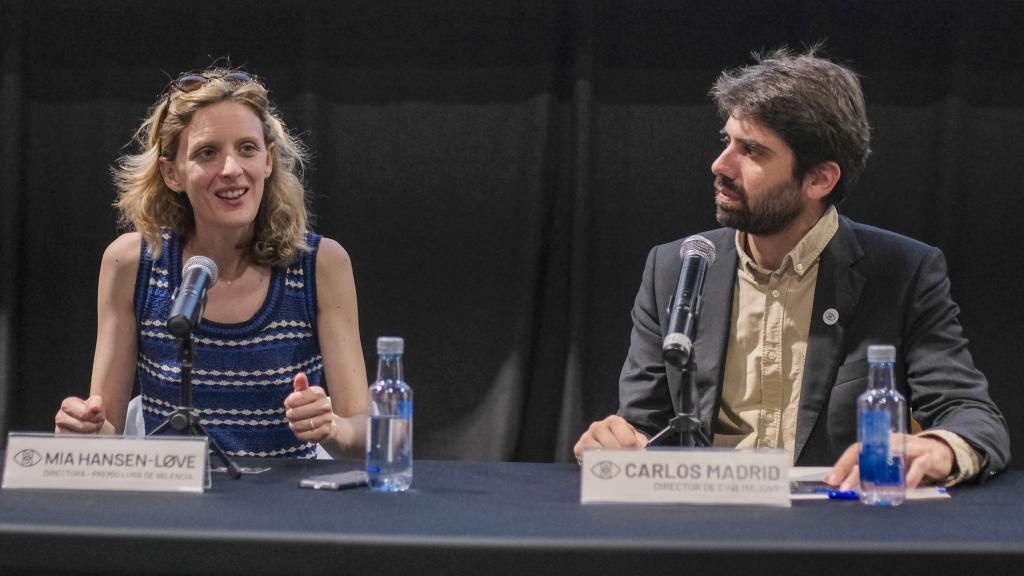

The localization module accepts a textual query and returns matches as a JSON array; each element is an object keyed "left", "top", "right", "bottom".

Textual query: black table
[{"left": 1, "top": 459, "right": 1022, "bottom": 575}]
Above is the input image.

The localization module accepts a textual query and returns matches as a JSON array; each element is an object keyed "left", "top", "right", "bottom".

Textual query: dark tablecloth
[{"left": 2, "top": 459, "right": 1022, "bottom": 575}]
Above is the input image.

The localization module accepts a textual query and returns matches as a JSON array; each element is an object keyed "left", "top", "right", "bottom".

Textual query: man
[{"left": 574, "top": 49, "right": 1010, "bottom": 489}]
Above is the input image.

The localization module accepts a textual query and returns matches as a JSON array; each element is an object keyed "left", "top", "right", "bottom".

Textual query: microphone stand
[
  {"left": 669, "top": 353, "right": 711, "bottom": 447},
  {"left": 147, "top": 333, "right": 242, "bottom": 480},
  {"left": 648, "top": 353, "right": 711, "bottom": 448},
  {"left": 657, "top": 235, "right": 715, "bottom": 448}
]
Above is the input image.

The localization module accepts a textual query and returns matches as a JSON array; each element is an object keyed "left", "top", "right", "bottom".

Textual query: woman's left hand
[{"left": 284, "top": 372, "right": 335, "bottom": 444}]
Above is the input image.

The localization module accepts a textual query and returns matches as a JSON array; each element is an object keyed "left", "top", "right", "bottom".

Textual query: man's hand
[
  {"left": 826, "top": 434, "right": 956, "bottom": 489},
  {"left": 573, "top": 415, "right": 648, "bottom": 463}
]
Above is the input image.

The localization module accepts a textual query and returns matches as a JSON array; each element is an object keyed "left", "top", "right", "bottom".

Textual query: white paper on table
[{"left": 789, "top": 466, "right": 949, "bottom": 500}]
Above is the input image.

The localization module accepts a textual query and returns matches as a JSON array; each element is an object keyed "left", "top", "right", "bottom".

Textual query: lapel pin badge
[{"left": 822, "top": 308, "right": 839, "bottom": 326}]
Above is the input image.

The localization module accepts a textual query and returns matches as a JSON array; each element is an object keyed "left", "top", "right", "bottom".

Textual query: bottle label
[
  {"left": 859, "top": 411, "right": 902, "bottom": 486},
  {"left": 398, "top": 399, "right": 413, "bottom": 419},
  {"left": 860, "top": 411, "right": 890, "bottom": 448}
]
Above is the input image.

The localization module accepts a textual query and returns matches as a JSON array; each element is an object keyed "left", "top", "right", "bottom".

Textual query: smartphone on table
[{"left": 298, "top": 470, "right": 368, "bottom": 490}]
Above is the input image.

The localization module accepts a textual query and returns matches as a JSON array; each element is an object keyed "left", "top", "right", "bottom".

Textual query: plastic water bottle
[
  {"left": 366, "top": 336, "right": 413, "bottom": 492},
  {"left": 858, "top": 344, "right": 906, "bottom": 506}
]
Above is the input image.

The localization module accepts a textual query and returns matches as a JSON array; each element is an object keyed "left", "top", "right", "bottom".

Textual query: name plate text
[
  {"left": 581, "top": 448, "right": 790, "bottom": 506},
  {"left": 3, "top": 433, "right": 208, "bottom": 493}
]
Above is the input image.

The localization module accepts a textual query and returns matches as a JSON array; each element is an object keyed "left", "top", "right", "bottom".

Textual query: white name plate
[
  {"left": 581, "top": 448, "right": 790, "bottom": 507},
  {"left": 2, "top": 433, "right": 208, "bottom": 493}
]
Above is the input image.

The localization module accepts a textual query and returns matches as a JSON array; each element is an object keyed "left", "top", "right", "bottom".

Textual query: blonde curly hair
[{"left": 114, "top": 68, "right": 311, "bottom": 267}]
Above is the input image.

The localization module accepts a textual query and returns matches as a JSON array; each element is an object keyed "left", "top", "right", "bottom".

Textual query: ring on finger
[{"left": 308, "top": 418, "right": 316, "bottom": 431}]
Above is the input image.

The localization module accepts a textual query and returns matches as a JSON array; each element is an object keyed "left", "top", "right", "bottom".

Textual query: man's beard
[{"left": 714, "top": 175, "right": 804, "bottom": 236}]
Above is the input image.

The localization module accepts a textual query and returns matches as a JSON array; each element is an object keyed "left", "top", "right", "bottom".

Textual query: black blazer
[{"left": 618, "top": 215, "right": 1010, "bottom": 480}]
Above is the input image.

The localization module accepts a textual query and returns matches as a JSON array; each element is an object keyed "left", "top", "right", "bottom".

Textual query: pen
[
  {"left": 815, "top": 488, "right": 858, "bottom": 500},
  {"left": 643, "top": 425, "right": 673, "bottom": 447}
]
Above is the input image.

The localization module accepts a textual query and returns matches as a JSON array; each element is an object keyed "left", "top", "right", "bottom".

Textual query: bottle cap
[
  {"left": 867, "top": 344, "right": 896, "bottom": 363},
  {"left": 377, "top": 336, "right": 404, "bottom": 355}
]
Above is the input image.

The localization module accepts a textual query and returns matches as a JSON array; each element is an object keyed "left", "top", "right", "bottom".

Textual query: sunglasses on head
[{"left": 163, "top": 70, "right": 259, "bottom": 97}]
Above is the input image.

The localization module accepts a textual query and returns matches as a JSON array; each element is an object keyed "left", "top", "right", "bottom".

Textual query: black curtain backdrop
[{"left": 2, "top": 0, "right": 1022, "bottom": 465}]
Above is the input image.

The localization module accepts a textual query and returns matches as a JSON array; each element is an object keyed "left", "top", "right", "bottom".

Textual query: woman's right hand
[{"left": 54, "top": 395, "right": 115, "bottom": 435}]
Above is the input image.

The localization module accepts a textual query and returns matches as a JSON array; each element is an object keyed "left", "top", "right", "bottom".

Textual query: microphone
[
  {"left": 167, "top": 256, "right": 219, "bottom": 338},
  {"left": 662, "top": 235, "right": 716, "bottom": 369}
]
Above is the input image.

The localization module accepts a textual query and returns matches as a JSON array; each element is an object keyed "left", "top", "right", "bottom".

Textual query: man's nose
[{"left": 711, "top": 147, "right": 734, "bottom": 179}]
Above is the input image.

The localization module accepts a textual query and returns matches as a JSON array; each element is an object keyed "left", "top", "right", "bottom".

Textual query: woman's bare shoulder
[{"left": 100, "top": 232, "right": 143, "bottom": 281}]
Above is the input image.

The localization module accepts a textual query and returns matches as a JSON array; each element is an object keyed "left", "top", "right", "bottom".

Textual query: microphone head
[
  {"left": 182, "top": 255, "right": 219, "bottom": 286},
  {"left": 679, "top": 235, "right": 716, "bottom": 265}
]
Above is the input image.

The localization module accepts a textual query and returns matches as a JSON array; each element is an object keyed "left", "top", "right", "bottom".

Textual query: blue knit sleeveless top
[{"left": 134, "top": 230, "right": 322, "bottom": 458}]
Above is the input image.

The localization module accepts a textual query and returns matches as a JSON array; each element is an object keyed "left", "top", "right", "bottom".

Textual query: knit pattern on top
[{"left": 134, "top": 230, "right": 322, "bottom": 458}]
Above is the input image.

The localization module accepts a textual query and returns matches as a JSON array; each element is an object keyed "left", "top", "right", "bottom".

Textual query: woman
[{"left": 54, "top": 68, "right": 368, "bottom": 459}]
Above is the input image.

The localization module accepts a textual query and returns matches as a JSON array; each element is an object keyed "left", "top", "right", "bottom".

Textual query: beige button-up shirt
[{"left": 713, "top": 207, "right": 838, "bottom": 458}]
